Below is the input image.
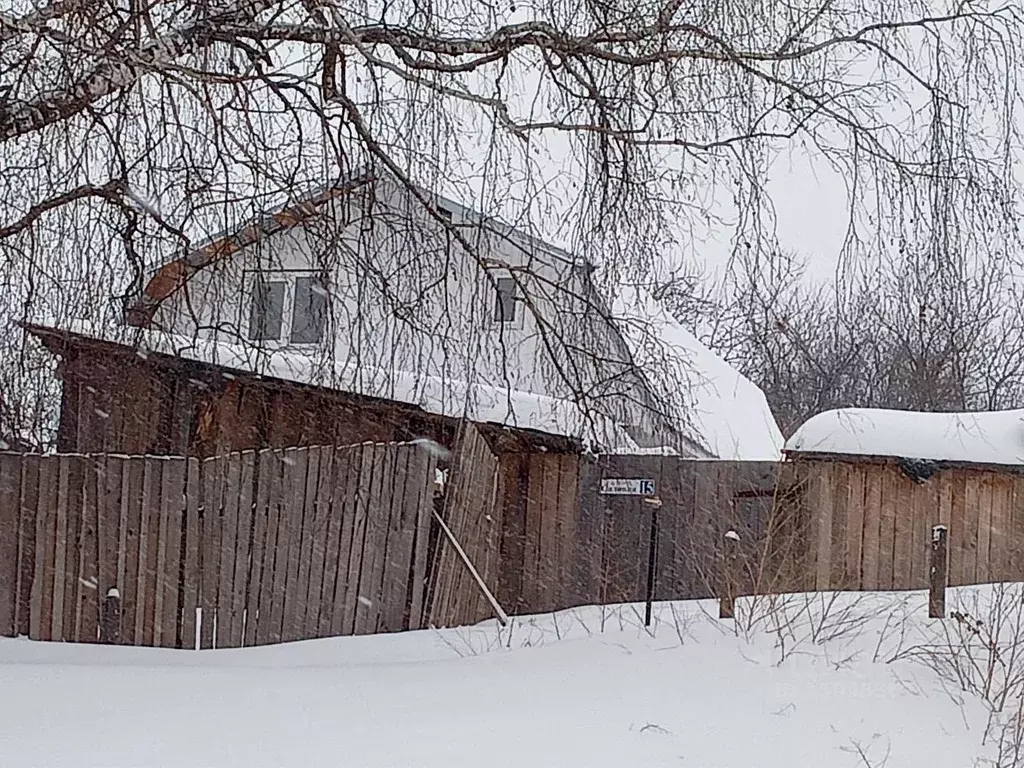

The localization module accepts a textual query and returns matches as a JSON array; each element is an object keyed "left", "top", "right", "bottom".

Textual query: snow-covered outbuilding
[{"left": 779, "top": 407, "right": 1024, "bottom": 597}]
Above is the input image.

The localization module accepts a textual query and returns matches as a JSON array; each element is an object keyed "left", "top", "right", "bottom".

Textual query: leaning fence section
[{"left": 0, "top": 443, "right": 440, "bottom": 648}]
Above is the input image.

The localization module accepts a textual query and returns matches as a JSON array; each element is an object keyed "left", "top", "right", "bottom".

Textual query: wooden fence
[
  {"left": 0, "top": 442, "right": 442, "bottom": 647},
  {"left": 7, "top": 444, "right": 1024, "bottom": 648}
]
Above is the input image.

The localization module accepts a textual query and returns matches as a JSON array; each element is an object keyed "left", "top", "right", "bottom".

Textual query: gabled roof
[{"left": 125, "top": 165, "right": 582, "bottom": 328}]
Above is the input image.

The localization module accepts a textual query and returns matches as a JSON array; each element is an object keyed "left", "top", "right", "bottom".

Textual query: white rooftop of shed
[{"left": 786, "top": 407, "right": 1024, "bottom": 468}]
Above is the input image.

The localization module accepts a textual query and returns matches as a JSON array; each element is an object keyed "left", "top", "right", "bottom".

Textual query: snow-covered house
[{"left": 29, "top": 167, "right": 781, "bottom": 461}]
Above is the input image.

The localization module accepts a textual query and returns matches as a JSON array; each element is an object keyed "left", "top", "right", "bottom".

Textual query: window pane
[
  {"left": 494, "top": 276, "right": 517, "bottom": 322},
  {"left": 248, "top": 280, "right": 285, "bottom": 341},
  {"left": 291, "top": 276, "right": 328, "bottom": 344}
]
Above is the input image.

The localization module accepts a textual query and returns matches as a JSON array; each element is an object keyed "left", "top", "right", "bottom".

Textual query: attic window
[
  {"left": 291, "top": 276, "right": 328, "bottom": 344},
  {"left": 493, "top": 276, "right": 518, "bottom": 323},
  {"left": 247, "top": 271, "right": 328, "bottom": 345},
  {"left": 248, "top": 279, "right": 285, "bottom": 341}
]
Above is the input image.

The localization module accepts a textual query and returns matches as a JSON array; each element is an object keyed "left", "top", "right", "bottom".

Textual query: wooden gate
[
  {"left": 426, "top": 424, "right": 503, "bottom": 627},
  {"left": 0, "top": 441, "right": 438, "bottom": 648}
]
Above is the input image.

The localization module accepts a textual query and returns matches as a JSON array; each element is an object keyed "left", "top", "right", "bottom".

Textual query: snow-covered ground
[{"left": 3, "top": 587, "right": 1022, "bottom": 767}]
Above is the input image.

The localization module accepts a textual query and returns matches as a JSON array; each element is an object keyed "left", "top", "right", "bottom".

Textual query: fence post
[
  {"left": 719, "top": 530, "right": 740, "bottom": 619},
  {"left": 100, "top": 588, "right": 121, "bottom": 644},
  {"left": 929, "top": 525, "right": 948, "bottom": 619},
  {"left": 643, "top": 496, "right": 662, "bottom": 627}
]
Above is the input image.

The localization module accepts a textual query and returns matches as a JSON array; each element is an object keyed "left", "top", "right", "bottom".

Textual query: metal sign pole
[{"left": 643, "top": 496, "right": 662, "bottom": 627}]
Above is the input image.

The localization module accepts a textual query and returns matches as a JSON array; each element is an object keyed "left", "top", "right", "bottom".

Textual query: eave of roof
[{"left": 24, "top": 322, "right": 586, "bottom": 454}]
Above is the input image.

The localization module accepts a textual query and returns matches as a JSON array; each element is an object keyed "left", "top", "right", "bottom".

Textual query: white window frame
[{"left": 244, "top": 269, "right": 329, "bottom": 347}]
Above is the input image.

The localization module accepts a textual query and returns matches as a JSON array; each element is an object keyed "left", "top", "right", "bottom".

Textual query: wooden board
[
  {"left": 119, "top": 458, "right": 144, "bottom": 644},
  {"left": 280, "top": 447, "right": 311, "bottom": 642},
  {"left": 989, "top": 476, "right": 1012, "bottom": 582},
  {"left": 662, "top": 460, "right": 698, "bottom": 599},
  {"left": 291, "top": 447, "right": 321, "bottom": 640},
  {"left": 975, "top": 474, "right": 994, "bottom": 584},
  {"left": 408, "top": 447, "right": 437, "bottom": 630},
  {"left": 860, "top": 466, "right": 883, "bottom": 591},
  {"left": 135, "top": 459, "right": 162, "bottom": 645},
  {"left": 371, "top": 446, "right": 401, "bottom": 633},
  {"left": 215, "top": 453, "right": 242, "bottom": 648},
  {"left": 228, "top": 451, "right": 256, "bottom": 646},
  {"left": 255, "top": 450, "right": 286, "bottom": 646},
  {"left": 521, "top": 454, "right": 545, "bottom": 612},
  {"left": 246, "top": 449, "right": 275, "bottom": 646},
  {"left": 0, "top": 455, "right": 22, "bottom": 637},
  {"left": 331, "top": 444, "right": 365, "bottom": 636},
  {"left": 843, "top": 464, "right": 866, "bottom": 590},
  {"left": 1010, "top": 478, "right": 1024, "bottom": 581},
  {"left": 952, "top": 474, "right": 972, "bottom": 585},
  {"left": 317, "top": 446, "right": 349, "bottom": 637},
  {"left": 97, "top": 456, "right": 123, "bottom": 631},
  {"left": 812, "top": 462, "right": 835, "bottom": 590},
  {"left": 269, "top": 448, "right": 305, "bottom": 643},
  {"left": 51, "top": 455, "right": 75, "bottom": 641},
  {"left": 828, "top": 463, "right": 849, "bottom": 590},
  {"left": 181, "top": 458, "right": 201, "bottom": 649},
  {"left": 75, "top": 457, "right": 100, "bottom": 642},
  {"left": 892, "top": 471, "right": 914, "bottom": 590},
  {"left": 15, "top": 455, "right": 39, "bottom": 638},
  {"left": 199, "top": 456, "right": 223, "bottom": 649},
  {"left": 354, "top": 444, "right": 387, "bottom": 634},
  {"left": 31, "top": 458, "right": 57, "bottom": 641},
  {"left": 914, "top": 476, "right": 941, "bottom": 590},
  {"left": 158, "top": 459, "right": 185, "bottom": 648},
  {"left": 380, "top": 447, "right": 412, "bottom": 633},
  {"left": 341, "top": 444, "right": 372, "bottom": 635},
  {"left": 304, "top": 447, "right": 334, "bottom": 638}
]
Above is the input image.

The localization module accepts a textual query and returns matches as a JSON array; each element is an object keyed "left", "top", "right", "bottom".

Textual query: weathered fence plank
[
  {"left": 254, "top": 450, "right": 285, "bottom": 646},
  {"left": 76, "top": 458, "right": 100, "bottom": 642},
  {"left": 199, "top": 456, "right": 223, "bottom": 649},
  {"left": 228, "top": 451, "right": 255, "bottom": 647},
  {"left": 16, "top": 455, "right": 39, "bottom": 637},
  {"left": 0, "top": 455, "right": 22, "bottom": 637},
  {"left": 181, "top": 458, "right": 201, "bottom": 649},
  {"left": 119, "top": 458, "right": 144, "bottom": 644}
]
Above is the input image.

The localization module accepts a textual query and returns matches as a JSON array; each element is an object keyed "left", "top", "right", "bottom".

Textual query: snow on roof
[
  {"left": 41, "top": 320, "right": 643, "bottom": 454},
  {"left": 609, "top": 285, "right": 784, "bottom": 461},
  {"left": 786, "top": 407, "right": 1024, "bottom": 467}
]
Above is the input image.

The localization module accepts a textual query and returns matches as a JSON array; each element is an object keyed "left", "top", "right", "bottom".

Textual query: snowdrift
[{"left": 3, "top": 586, "right": 1021, "bottom": 767}]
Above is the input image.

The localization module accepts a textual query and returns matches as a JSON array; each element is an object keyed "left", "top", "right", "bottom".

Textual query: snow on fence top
[{"left": 785, "top": 407, "right": 1024, "bottom": 467}]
